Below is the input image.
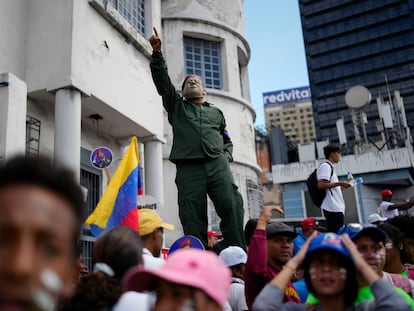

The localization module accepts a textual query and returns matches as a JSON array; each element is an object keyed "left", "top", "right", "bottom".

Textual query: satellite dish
[{"left": 345, "top": 85, "right": 371, "bottom": 109}]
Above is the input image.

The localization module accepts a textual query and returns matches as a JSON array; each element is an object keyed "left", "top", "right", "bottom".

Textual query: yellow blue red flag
[{"left": 85, "top": 137, "right": 141, "bottom": 236}]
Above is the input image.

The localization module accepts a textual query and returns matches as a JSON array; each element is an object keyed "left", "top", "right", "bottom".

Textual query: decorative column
[
  {"left": 0, "top": 73, "right": 27, "bottom": 160},
  {"left": 143, "top": 137, "right": 164, "bottom": 207},
  {"left": 54, "top": 88, "right": 81, "bottom": 181}
]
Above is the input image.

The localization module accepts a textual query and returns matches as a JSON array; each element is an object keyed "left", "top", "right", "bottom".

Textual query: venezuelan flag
[
  {"left": 223, "top": 126, "right": 231, "bottom": 140},
  {"left": 86, "top": 137, "right": 141, "bottom": 237}
]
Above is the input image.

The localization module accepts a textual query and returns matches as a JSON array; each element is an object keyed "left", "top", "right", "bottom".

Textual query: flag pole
[{"left": 104, "top": 168, "right": 111, "bottom": 185}]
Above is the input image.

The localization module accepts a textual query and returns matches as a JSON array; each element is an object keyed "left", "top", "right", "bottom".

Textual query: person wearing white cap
[
  {"left": 219, "top": 246, "right": 248, "bottom": 311},
  {"left": 367, "top": 213, "right": 387, "bottom": 225}
]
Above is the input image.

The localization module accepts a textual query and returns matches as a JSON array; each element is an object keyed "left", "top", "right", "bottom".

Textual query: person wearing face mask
[{"left": 148, "top": 27, "right": 245, "bottom": 250}]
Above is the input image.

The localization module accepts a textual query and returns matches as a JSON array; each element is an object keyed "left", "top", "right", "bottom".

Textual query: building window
[
  {"left": 26, "top": 116, "right": 41, "bottom": 157},
  {"left": 81, "top": 168, "right": 101, "bottom": 218},
  {"left": 110, "top": 0, "right": 145, "bottom": 36},
  {"left": 184, "top": 37, "right": 222, "bottom": 90},
  {"left": 239, "top": 64, "right": 244, "bottom": 97},
  {"left": 246, "top": 177, "right": 263, "bottom": 218}
]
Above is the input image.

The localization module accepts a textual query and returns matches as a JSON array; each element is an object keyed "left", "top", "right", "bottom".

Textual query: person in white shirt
[
  {"left": 378, "top": 189, "right": 414, "bottom": 220},
  {"left": 317, "top": 144, "right": 351, "bottom": 233},
  {"left": 138, "top": 209, "right": 174, "bottom": 270}
]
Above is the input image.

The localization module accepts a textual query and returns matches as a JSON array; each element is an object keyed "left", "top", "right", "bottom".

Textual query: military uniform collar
[{"left": 185, "top": 99, "right": 213, "bottom": 106}]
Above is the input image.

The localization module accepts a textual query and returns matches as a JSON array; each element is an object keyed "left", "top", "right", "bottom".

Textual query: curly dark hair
[
  {"left": 60, "top": 272, "right": 122, "bottom": 311},
  {"left": 378, "top": 223, "right": 409, "bottom": 264},
  {"left": 388, "top": 215, "right": 414, "bottom": 240}
]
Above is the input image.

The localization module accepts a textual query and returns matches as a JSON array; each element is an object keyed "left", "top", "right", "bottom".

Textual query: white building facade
[{"left": 0, "top": 0, "right": 260, "bottom": 248}]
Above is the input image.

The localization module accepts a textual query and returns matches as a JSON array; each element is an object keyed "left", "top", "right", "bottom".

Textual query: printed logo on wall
[{"left": 90, "top": 147, "right": 113, "bottom": 169}]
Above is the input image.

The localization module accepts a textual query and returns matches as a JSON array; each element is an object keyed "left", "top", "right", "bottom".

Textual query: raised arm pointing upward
[{"left": 148, "top": 26, "right": 245, "bottom": 250}]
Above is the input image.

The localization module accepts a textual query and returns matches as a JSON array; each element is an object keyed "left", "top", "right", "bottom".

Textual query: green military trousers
[{"left": 175, "top": 154, "right": 246, "bottom": 250}]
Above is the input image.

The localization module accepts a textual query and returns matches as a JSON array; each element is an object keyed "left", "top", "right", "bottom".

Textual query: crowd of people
[
  {"left": 1, "top": 154, "right": 414, "bottom": 311},
  {"left": 2, "top": 27, "right": 414, "bottom": 311}
]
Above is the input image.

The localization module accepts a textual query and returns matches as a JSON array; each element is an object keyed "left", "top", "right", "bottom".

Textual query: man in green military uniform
[{"left": 149, "top": 27, "right": 245, "bottom": 249}]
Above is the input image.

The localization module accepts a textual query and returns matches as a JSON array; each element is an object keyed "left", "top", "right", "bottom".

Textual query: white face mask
[{"left": 182, "top": 76, "right": 205, "bottom": 99}]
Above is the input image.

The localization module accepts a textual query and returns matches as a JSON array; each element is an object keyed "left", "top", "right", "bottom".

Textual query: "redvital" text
[{"left": 263, "top": 86, "right": 311, "bottom": 105}]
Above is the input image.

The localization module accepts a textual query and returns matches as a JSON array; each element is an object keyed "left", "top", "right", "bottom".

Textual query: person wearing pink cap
[
  {"left": 148, "top": 27, "right": 245, "bottom": 250},
  {"left": 379, "top": 189, "right": 414, "bottom": 220},
  {"left": 124, "top": 248, "right": 231, "bottom": 311}
]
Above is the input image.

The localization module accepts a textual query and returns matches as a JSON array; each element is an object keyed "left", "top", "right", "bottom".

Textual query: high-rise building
[{"left": 299, "top": 0, "right": 414, "bottom": 150}]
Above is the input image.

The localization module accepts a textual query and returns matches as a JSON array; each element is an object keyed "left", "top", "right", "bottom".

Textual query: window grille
[
  {"left": 79, "top": 149, "right": 102, "bottom": 270},
  {"left": 246, "top": 177, "right": 264, "bottom": 218},
  {"left": 25, "top": 116, "right": 40, "bottom": 157},
  {"left": 184, "top": 37, "right": 223, "bottom": 90},
  {"left": 79, "top": 234, "right": 95, "bottom": 271},
  {"left": 110, "top": 0, "right": 145, "bottom": 36},
  {"left": 81, "top": 168, "right": 101, "bottom": 217}
]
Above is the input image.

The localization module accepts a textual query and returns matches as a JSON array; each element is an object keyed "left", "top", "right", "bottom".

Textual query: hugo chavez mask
[{"left": 182, "top": 75, "right": 206, "bottom": 99}]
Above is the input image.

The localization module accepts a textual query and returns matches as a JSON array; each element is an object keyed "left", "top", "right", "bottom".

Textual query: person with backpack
[{"left": 316, "top": 144, "right": 351, "bottom": 233}]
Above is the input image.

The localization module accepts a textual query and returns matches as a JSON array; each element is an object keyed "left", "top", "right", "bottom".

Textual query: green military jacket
[{"left": 150, "top": 51, "right": 233, "bottom": 163}]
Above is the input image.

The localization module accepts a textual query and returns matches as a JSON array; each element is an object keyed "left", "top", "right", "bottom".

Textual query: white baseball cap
[
  {"left": 367, "top": 213, "right": 387, "bottom": 224},
  {"left": 219, "top": 246, "right": 247, "bottom": 267}
]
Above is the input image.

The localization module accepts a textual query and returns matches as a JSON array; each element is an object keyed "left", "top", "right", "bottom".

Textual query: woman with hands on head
[{"left": 252, "top": 232, "right": 411, "bottom": 311}]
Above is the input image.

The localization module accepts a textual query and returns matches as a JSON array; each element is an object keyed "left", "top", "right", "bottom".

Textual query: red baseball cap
[
  {"left": 381, "top": 189, "right": 393, "bottom": 198},
  {"left": 301, "top": 217, "right": 317, "bottom": 230},
  {"left": 208, "top": 230, "right": 223, "bottom": 238}
]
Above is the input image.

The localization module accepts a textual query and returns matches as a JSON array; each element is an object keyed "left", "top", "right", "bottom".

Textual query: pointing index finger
[{"left": 153, "top": 27, "right": 159, "bottom": 37}]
